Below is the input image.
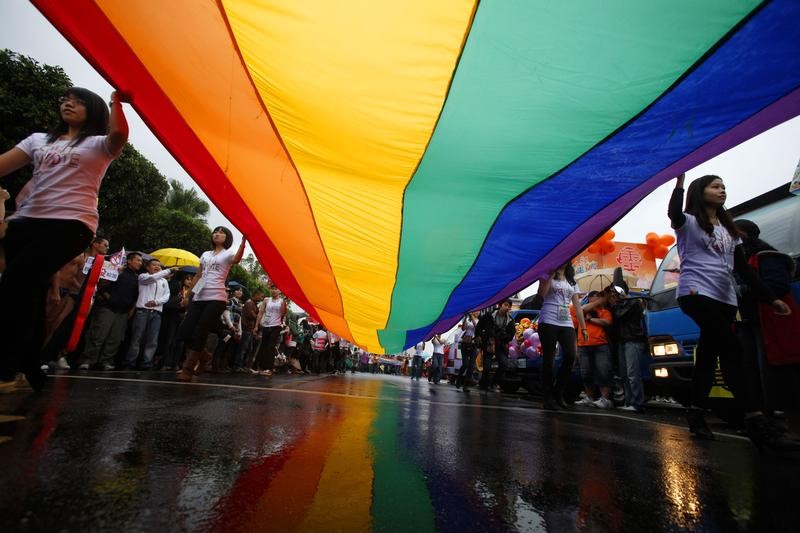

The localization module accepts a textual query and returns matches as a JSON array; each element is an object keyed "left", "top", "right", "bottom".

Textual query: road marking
[{"left": 50, "top": 374, "right": 748, "bottom": 441}]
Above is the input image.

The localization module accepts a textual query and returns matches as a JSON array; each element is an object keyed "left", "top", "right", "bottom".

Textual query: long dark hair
[
  {"left": 554, "top": 260, "right": 576, "bottom": 286},
  {"left": 211, "top": 226, "right": 234, "bottom": 249},
  {"left": 685, "top": 175, "right": 741, "bottom": 238},
  {"left": 47, "top": 87, "right": 109, "bottom": 146}
]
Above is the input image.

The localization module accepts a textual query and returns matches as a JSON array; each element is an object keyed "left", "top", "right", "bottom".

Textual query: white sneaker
[
  {"left": 574, "top": 396, "right": 595, "bottom": 407},
  {"left": 618, "top": 405, "right": 638, "bottom": 412},
  {"left": 78, "top": 363, "right": 90, "bottom": 370},
  {"left": 592, "top": 397, "right": 613, "bottom": 409},
  {"left": 56, "top": 357, "right": 70, "bottom": 370}
]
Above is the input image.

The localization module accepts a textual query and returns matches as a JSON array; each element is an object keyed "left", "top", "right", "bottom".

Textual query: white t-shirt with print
[
  {"left": 313, "top": 330, "right": 328, "bottom": 350},
  {"left": 540, "top": 277, "right": 578, "bottom": 327},
  {"left": 194, "top": 248, "right": 236, "bottom": 302},
  {"left": 13, "top": 133, "right": 115, "bottom": 232},
  {"left": 414, "top": 342, "right": 424, "bottom": 357},
  {"left": 676, "top": 213, "right": 742, "bottom": 306}
]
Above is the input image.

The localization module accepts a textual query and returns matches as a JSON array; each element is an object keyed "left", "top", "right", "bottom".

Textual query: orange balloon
[
  {"left": 659, "top": 234, "right": 675, "bottom": 246},
  {"left": 602, "top": 230, "right": 615, "bottom": 242},
  {"left": 654, "top": 245, "right": 669, "bottom": 259},
  {"left": 645, "top": 232, "right": 659, "bottom": 246},
  {"left": 588, "top": 243, "right": 600, "bottom": 254},
  {"left": 600, "top": 241, "right": 615, "bottom": 254},
  {"left": 643, "top": 248, "right": 655, "bottom": 261}
]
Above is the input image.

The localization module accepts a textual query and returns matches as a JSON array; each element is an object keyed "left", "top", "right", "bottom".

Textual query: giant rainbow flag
[{"left": 33, "top": 0, "right": 800, "bottom": 352}]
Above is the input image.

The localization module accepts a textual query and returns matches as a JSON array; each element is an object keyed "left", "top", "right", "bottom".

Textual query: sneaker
[
  {"left": 574, "top": 396, "right": 595, "bottom": 407},
  {"left": 592, "top": 397, "right": 613, "bottom": 409},
  {"left": 56, "top": 357, "right": 70, "bottom": 370},
  {"left": 618, "top": 405, "right": 638, "bottom": 412},
  {"left": 101, "top": 364, "right": 115, "bottom": 371},
  {"left": 78, "top": 363, "right": 90, "bottom": 370}
]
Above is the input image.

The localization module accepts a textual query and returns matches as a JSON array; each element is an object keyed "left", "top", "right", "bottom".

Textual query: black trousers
[
  {"left": 255, "top": 325, "right": 281, "bottom": 371},
  {"left": 0, "top": 218, "right": 92, "bottom": 380},
  {"left": 479, "top": 348, "right": 508, "bottom": 389},
  {"left": 177, "top": 300, "right": 226, "bottom": 353},
  {"left": 678, "top": 295, "right": 744, "bottom": 409},
  {"left": 538, "top": 323, "right": 577, "bottom": 398}
]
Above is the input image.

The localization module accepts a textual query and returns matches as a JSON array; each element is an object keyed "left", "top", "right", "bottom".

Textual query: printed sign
[
  {"left": 790, "top": 157, "right": 800, "bottom": 195},
  {"left": 82, "top": 248, "right": 126, "bottom": 282}
]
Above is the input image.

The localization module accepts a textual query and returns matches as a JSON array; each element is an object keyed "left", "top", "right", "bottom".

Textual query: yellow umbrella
[{"left": 149, "top": 248, "right": 201, "bottom": 268}]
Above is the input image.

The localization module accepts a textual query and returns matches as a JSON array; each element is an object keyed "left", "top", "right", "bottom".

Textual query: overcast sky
[{"left": 2, "top": 0, "right": 799, "bottom": 307}]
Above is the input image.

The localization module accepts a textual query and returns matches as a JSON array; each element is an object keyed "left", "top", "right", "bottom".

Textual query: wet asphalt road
[{"left": 0, "top": 371, "right": 798, "bottom": 532}]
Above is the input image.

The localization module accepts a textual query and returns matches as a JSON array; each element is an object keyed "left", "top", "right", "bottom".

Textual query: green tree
[
  {"left": 164, "top": 179, "right": 209, "bottom": 219},
  {"left": 241, "top": 253, "right": 268, "bottom": 284},
  {"left": 0, "top": 49, "right": 71, "bottom": 208},
  {"left": 97, "top": 144, "right": 170, "bottom": 248},
  {"left": 228, "top": 263, "right": 267, "bottom": 295},
  {"left": 139, "top": 207, "right": 210, "bottom": 256}
]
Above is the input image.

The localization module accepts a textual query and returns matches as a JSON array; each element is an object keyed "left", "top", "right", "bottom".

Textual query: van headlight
[{"left": 651, "top": 341, "right": 680, "bottom": 357}]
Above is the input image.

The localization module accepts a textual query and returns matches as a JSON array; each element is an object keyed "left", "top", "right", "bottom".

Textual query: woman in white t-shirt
[
  {"left": 669, "top": 173, "right": 791, "bottom": 444},
  {"left": 410, "top": 341, "right": 425, "bottom": 381},
  {"left": 177, "top": 226, "right": 245, "bottom": 381},
  {"left": 0, "top": 87, "right": 129, "bottom": 391},
  {"left": 253, "top": 285, "right": 287, "bottom": 376},
  {"left": 537, "top": 261, "right": 587, "bottom": 410}
]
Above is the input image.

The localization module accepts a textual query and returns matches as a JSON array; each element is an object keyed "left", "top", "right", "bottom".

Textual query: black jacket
[
  {"left": 612, "top": 299, "right": 646, "bottom": 342},
  {"left": 739, "top": 249, "right": 796, "bottom": 322},
  {"left": 96, "top": 267, "right": 139, "bottom": 314},
  {"left": 475, "top": 311, "right": 515, "bottom": 354}
]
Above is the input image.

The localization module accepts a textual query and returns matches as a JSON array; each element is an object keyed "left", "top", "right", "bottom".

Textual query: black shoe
[
  {"left": 24, "top": 367, "right": 47, "bottom": 393},
  {"left": 686, "top": 407, "right": 715, "bottom": 440},
  {"left": 543, "top": 400, "right": 559, "bottom": 411},
  {"left": 745, "top": 414, "right": 800, "bottom": 453},
  {"left": 556, "top": 396, "right": 572, "bottom": 410}
]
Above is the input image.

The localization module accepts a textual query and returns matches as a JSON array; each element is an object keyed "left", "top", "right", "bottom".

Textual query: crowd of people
[{"left": 1, "top": 86, "right": 798, "bottom": 455}]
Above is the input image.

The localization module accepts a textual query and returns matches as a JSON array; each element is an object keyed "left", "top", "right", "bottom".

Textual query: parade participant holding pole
[
  {"left": 176, "top": 227, "right": 245, "bottom": 382},
  {"left": 0, "top": 88, "right": 129, "bottom": 391}
]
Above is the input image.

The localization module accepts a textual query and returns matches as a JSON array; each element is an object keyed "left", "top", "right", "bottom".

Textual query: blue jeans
[
  {"left": 578, "top": 344, "right": 613, "bottom": 389},
  {"left": 619, "top": 341, "right": 646, "bottom": 408},
  {"left": 411, "top": 355, "right": 423, "bottom": 380},
  {"left": 125, "top": 309, "right": 162, "bottom": 369},
  {"left": 430, "top": 353, "right": 444, "bottom": 383},
  {"left": 233, "top": 329, "right": 254, "bottom": 369}
]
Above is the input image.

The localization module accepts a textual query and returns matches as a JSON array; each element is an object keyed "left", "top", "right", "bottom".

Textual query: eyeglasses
[{"left": 59, "top": 96, "right": 86, "bottom": 106}]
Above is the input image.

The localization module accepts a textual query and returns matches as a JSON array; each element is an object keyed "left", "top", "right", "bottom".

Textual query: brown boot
[
  {"left": 199, "top": 350, "right": 213, "bottom": 375},
  {"left": 177, "top": 350, "right": 200, "bottom": 382}
]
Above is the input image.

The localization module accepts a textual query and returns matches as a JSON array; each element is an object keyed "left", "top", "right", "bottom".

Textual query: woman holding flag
[{"left": 0, "top": 87, "right": 129, "bottom": 392}]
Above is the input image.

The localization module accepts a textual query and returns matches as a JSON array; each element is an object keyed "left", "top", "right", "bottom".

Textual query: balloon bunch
[
  {"left": 644, "top": 232, "right": 676, "bottom": 260},
  {"left": 587, "top": 230, "right": 616, "bottom": 255},
  {"left": 509, "top": 318, "right": 541, "bottom": 359},
  {"left": 514, "top": 317, "right": 532, "bottom": 343}
]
